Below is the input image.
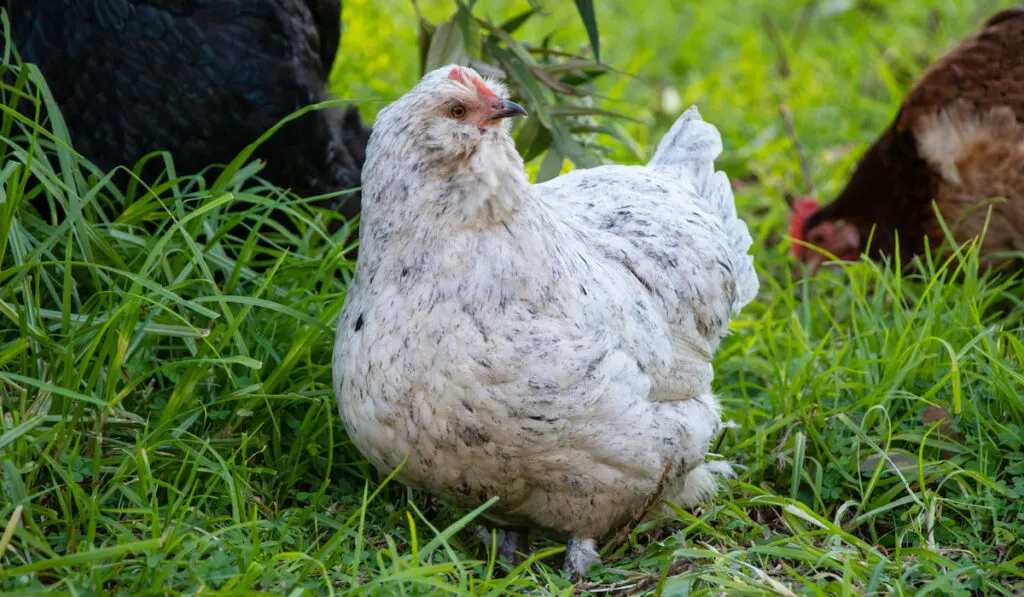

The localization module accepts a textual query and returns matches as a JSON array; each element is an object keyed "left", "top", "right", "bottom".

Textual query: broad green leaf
[
  {"left": 515, "top": 116, "right": 553, "bottom": 162},
  {"left": 572, "top": 0, "right": 601, "bottom": 63},
  {"left": 571, "top": 123, "right": 645, "bottom": 162},
  {"left": 487, "top": 43, "right": 552, "bottom": 128},
  {"left": 424, "top": 20, "right": 468, "bottom": 72},
  {"left": 454, "top": 1, "right": 482, "bottom": 61},
  {"left": 536, "top": 148, "right": 564, "bottom": 183},
  {"left": 549, "top": 105, "right": 644, "bottom": 123},
  {"left": 498, "top": 8, "right": 536, "bottom": 35},
  {"left": 550, "top": 125, "right": 597, "bottom": 170}
]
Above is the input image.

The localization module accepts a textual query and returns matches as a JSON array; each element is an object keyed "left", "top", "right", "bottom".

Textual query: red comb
[
  {"left": 447, "top": 66, "right": 499, "bottom": 99},
  {"left": 471, "top": 77, "right": 498, "bottom": 99},
  {"left": 788, "top": 197, "right": 819, "bottom": 259},
  {"left": 447, "top": 67, "right": 468, "bottom": 84}
]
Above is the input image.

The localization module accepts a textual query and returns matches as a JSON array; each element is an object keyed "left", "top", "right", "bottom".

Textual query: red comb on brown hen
[
  {"left": 788, "top": 197, "right": 820, "bottom": 260},
  {"left": 793, "top": 7, "right": 1024, "bottom": 275}
]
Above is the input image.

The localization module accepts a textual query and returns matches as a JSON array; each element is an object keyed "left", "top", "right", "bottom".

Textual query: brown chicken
[{"left": 791, "top": 7, "right": 1024, "bottom": 274}]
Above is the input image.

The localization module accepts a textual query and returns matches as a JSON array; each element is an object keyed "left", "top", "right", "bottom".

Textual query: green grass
[{"left": 3, "top": 0, "right": 1024, "bottom": 594}]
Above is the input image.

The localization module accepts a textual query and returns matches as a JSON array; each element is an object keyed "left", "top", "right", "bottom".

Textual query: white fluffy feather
[{"left": 333, "top": 65, "right": 758, "bottom": 555}]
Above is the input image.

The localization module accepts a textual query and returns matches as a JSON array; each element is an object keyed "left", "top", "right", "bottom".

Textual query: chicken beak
[{"left": 488, "top": 100, "right": 528, "bottom": 121}]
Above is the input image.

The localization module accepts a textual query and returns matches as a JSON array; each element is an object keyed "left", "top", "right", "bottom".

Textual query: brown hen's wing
[
  {"left": 896, "top": 8, "right": 1024, "bottom": 262},
  {"left": 897, "top": 7, "right": 1024, "bottom": 130}
]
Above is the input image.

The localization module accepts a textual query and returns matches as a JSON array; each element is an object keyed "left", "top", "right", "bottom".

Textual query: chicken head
[
  {"left": 397, "top": 66, "right": 527, "bottom": 157},
  {"left": 789, "top": 197, "right": 861, "bottom": 275}
]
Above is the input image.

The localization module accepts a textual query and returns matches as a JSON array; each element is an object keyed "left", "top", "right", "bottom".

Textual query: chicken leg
[
  {"left": 496, "top": 526, "right": 531, "bottom": 564},
  {"left": 563, "top": 536, "right": 601, "bottom": 578}
]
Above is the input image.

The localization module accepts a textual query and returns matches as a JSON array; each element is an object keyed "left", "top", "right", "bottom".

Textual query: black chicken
[{"left": 2, "top": 0, "right": 369, "bottom": 225}]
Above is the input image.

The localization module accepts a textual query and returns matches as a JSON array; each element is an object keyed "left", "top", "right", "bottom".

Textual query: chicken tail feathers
[
  {"left": 648, "top": 106, "right": 722, "bottom": 183},
  {"left": 649, "top": 106, "right": 759, "bottom": 312}
]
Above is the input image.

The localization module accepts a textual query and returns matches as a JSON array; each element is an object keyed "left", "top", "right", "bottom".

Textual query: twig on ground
[
  {"left": 603, "top": 461, "right": 674, "bottom": 554},
  {"left": 792, "top": 0, "right": 820, "bottom": 51},
  {"left": 763, "top": 11, "right": 817, "bottom": 199},
  {"left": 761, "top": 13, "right": 791, "bottom": 78},
  {"left": 779, "top": 105, "right": 817, "bottom": 198}
]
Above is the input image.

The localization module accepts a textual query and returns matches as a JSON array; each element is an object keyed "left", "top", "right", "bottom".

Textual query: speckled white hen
[{"left": 333, "top": 65, "right": 759, "bottom": 576}]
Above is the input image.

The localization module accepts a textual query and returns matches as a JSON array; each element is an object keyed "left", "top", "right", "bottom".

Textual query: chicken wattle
[{"left": 332, "top": 65, "right": 759, "bottom": 576}]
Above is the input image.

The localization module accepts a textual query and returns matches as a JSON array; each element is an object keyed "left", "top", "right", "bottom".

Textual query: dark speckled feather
[{"left": 2, "top": 0, "right": 367, "bottom": 222}]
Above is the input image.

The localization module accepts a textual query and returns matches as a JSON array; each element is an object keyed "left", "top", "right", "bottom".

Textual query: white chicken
[{"left": 333, "top": 65, "right": 759, "bottom": 576}]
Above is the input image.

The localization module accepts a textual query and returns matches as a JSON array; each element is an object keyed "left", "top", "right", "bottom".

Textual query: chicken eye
[{"left": 450, "top": 104, "right": 466, "bottom": 119}]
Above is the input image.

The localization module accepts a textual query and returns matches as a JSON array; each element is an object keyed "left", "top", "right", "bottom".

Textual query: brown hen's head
[
  {"left": 788, "top": 197, "right": 860, "bottom": 274},
  {"left": 789, "top": 125, "right": 935, "bottom": 275}
]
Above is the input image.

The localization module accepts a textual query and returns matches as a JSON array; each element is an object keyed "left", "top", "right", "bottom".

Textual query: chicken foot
[
  {"left": 496, "top": 526, "right": 531, "bottom": 564},
  {"left": 477, "top": 524, "right": 531, "bottom": 567},
  {"left": 495, "top": 528, "right": 600, "bottom": 579},
  {"left": 563, "top": 536, "right": 601, "bottom": 578}
]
